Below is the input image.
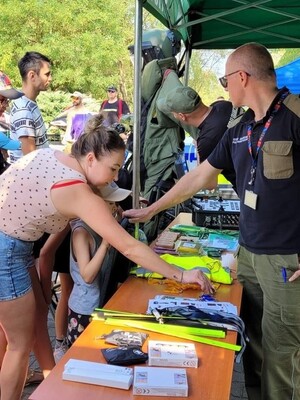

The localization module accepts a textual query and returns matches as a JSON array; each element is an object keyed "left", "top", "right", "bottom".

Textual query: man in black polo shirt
[{"left": 157, "top": 86, "right": 239, "bottom": 189}]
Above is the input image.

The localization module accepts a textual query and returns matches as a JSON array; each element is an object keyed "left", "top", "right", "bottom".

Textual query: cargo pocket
[
  {"left": 279, "top": 305, "right": 300, "bottom": 349},
  {"left": 262, "top": 141, "right": 293, "bottom": 179}
]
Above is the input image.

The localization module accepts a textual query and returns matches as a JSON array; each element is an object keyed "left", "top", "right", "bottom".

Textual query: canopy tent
[
  {"left": 130, "top": 0, "right": 300, "bottom": 209},
  {"left": 142, "top": 0, "right": 300, "bottom": 50},
  {"left": 276, "top": 57, "right": 300, "bottom": 94}
]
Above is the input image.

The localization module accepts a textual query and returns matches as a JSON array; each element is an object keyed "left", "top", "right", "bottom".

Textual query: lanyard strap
[{"left": 247, "top": 90, "right": 289, "bottom": 185}]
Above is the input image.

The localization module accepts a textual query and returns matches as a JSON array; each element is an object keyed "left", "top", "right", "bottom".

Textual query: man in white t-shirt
[
  {"left": 7, "top": 52, "right": 55, "bottom": 385},
  {"left": 58, "top": 91, "right": 89, "bottom": 146},
  {"left": 9, "top": 51, "right": 52, "bottom": 163}
]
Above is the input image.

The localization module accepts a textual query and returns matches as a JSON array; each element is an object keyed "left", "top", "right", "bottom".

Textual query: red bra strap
[{"left": 52, "top": 180, "right": 85, "bottom": 189}]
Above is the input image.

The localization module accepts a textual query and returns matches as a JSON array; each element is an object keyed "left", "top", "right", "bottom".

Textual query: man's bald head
[{"left": 228, "top": 42, "right": 276, "bottom": 82}]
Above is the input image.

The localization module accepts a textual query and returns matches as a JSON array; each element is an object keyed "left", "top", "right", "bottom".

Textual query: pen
[{"left": 281, "top": 267, "right": 287, "bottom": 283}]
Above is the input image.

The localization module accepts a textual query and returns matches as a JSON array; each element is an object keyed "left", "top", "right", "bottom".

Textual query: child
[{"left": 67, "top": 182, "right": 131, "bottom": 346}]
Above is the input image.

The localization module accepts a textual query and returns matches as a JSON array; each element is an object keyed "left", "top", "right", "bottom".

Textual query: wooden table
[{"left": 30, "top": 214, "right": 242, "bottom": 400}]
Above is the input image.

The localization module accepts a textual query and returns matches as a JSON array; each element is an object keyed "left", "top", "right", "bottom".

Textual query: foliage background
[
  {"left": 0, "top": 0, "right": 134, "bottom": 105},
  {"left": 0, "top": 0, "right": 299, "bottom": 120}
]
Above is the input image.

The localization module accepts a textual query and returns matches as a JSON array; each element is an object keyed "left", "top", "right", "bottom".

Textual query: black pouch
[
  {"left": 101, "top": 346, "right": 148, "bottom": 366},
  {"left": 0, "top": 158, "right": 9, "bottom": 175}
]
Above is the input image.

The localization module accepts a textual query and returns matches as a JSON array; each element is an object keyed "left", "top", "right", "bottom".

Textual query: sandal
[{"left": 25, "top": 369, "right": 44, "bottom": 387}]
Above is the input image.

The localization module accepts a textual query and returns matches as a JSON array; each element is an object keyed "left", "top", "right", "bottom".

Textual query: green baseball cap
[{"left": 159, "top": 86, "right": 201, "bottom": 114}]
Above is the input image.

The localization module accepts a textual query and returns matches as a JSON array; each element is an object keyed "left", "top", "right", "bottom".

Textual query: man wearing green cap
[{"left": 157, "top": 85, "right": 237, "bottom": 187}]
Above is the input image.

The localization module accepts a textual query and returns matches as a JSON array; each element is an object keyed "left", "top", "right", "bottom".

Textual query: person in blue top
[
  {"left": 0, "top": 131, "right": 20, "bottom": 174},
  {"left": 0, "top": 71, "right": 22, "bottom": 173},
  {"left": 0, "top": 131, "right": 20, "bottom": 151},
  {"left": 124, "top": 42, "right": 300, "bottom": 400}
]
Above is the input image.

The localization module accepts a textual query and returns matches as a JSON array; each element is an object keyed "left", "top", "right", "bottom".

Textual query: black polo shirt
[
  {"left": 208, "top": 88, "right": 300, "bottom": 254},
  {"left": 197, "top": 100, "right": 236, "bottom": 187},
  {"left": 197, "top": 100, "right": 233, "bottom": 162}
]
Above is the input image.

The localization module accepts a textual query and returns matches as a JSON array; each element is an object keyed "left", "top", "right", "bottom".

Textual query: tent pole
[
  {"left": 183, "top": 47, "right": 191, "bottom": 85},
  {"left": 132, "top": 0, "right": 142, "bottom": 234},
  {"left": 133, "top": 0, "right": 142, "bottom": 208}
]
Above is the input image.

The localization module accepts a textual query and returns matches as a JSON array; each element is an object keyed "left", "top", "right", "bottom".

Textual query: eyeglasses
[
  {"left": 219, "top": 70, "right": 251, "bottom": 89},
  {"left": 107, "top": 90, "right": 116, "bottom": 93}
]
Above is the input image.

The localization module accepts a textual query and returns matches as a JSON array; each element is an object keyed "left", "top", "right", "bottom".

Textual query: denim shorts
[{"left": 0, "top": 231, "right": 34, "bottom": 301}]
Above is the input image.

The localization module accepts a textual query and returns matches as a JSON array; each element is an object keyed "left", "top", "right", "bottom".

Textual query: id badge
[{"left": 244, "top": 190, "right": 258, "bottom": 210}]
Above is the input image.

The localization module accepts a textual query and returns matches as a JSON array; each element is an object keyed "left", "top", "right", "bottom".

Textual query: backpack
[
  {"left": 97, "top": 218, "right": 141, "bottom": 307},
  {"left": 100, "top": 99, "right": 123, "bottom": 121},
  {"left": 126, "top": 97, "right": 153, "bottom": 191}
]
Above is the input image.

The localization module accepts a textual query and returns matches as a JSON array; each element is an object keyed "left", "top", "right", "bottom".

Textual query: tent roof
[{"left": 143, "top": 0, "right": 300, "bottom": 49}]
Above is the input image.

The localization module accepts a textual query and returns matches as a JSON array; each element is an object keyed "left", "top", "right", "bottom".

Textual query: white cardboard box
[
  {"left": 133, "top": 366, "right": 188, "bottom": 397},
  {"left": 63, "top": 358, "right": 133, "bottom": 390},
  {"left": 148, "top": 340, "right": 198, "bottom": 368}
]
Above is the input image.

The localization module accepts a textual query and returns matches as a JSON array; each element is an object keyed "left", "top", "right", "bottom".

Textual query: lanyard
[{"left": 247, "top": 90, "right": 289, "bottom": 185}]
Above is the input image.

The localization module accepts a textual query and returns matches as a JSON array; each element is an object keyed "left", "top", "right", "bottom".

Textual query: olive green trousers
[{"left": 237, "top": 246, "right": 300, "bottom": 400}]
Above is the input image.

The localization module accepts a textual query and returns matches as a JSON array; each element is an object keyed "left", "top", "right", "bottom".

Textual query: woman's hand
[{"left": 181, "top": 269, "right": 215, "bottom": 294}]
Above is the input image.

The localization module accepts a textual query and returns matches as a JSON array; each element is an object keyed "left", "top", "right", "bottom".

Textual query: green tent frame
[{"left": 143, "top": 0, "right": 300, "bottom": 50}]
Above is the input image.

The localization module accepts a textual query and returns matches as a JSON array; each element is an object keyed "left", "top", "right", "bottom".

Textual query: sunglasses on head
[{"left": 219, "top": 70, "right": 251, "bottom": 89}]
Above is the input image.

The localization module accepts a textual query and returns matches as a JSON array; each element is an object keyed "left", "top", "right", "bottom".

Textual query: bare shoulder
[{"left": 51, "top": 181, "right": 96, "bottom": 218}]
